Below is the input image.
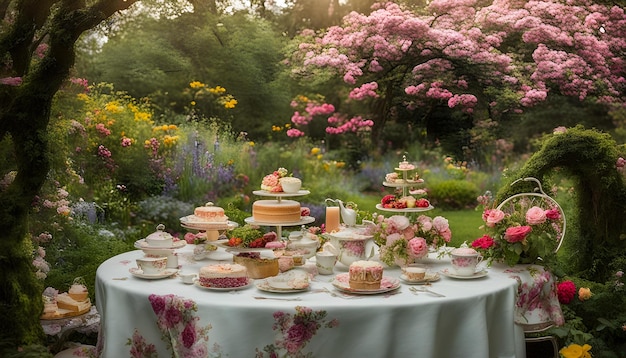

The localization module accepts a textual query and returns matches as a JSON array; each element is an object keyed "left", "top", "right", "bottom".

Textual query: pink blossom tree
[{"left": 286, "top": 0, "right": 626, "bottom": 149}]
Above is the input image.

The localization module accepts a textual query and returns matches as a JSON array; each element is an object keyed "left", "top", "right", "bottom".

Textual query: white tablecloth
[{"left": 96, "top": 245, "right": 525, "bottom": 358}]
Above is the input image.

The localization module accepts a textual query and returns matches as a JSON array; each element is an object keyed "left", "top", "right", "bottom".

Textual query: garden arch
[{"left": 494, "top": 126, "right": 626, "bottom": 282}]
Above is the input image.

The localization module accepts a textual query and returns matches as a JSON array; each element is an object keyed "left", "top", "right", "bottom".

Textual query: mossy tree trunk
[
  {"left": 0, "top": 0, "right": 140, "bottom": 348},
  {"left": 495, "top": 126, "right": 626, "bottom": 282}
]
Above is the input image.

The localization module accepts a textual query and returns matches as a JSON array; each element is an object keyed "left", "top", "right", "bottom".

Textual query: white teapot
[{"left": 324, "top": 228, "right": 377, "bottom": 266}]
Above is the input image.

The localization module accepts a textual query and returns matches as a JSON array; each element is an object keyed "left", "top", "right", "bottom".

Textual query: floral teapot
[{"left": 323, "top": 227, "right": 377, "bottom": 266}]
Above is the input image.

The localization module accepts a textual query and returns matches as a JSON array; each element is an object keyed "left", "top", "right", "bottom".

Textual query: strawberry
[{"left": 416, "top": 198, "right": 430, "bottom": 208}]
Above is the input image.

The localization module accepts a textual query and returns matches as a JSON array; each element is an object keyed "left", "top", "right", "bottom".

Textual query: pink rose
[
  {"left": 417, "top": 215, "right": 432, "bottom": 231},
  {"left": 525, "top": 206, "right": 547, "bottom": 225},
  {"left": 385, "top": 232, "right": 403, "bottom": 246},
  {"left": 183, "top": 232, "right": 197, "bottom": 244},
  {"left": 387, "top": 215, "right": 410, "bottom": 231},
  {"left": 471, "top": 235, "right": 495, "bottom": 249},
  {"left": 504, "top": 226, "right": 532, "bottom": 243},
  {"left": 483, "top": 209, "right": 505, "bottom": 227},
  {"left": 545, "top": 208, "right": 561, "bottom": 220},
  {"left": 432, "top": 216, "right": 449, "bottom": 232},
  {"left": 407, "top": 237, "right": 428, "bottom": 258}
]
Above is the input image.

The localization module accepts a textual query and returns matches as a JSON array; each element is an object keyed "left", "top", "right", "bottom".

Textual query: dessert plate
[
  {"left": 129, "top": 267, "right": 178, "bottom": 280},
  {"left": 399, "top": 272, "right": 441, "bottom": 285},
  {"left": 331, "top": 273, "right": 400, "bottom": 295},
  {"left": 255, "top": 279, "right": 309, "bottom": 293},
  {"left": 262, "top": 272, "right": 310, "bottom": 292},
  {"left": 440, "top": 268, "right": 488, "bottom": 280},
  {"left": 134, "top": 239, "right": 186, "bottom": 250},
  {"left": 180, "top": 216, "right": 238, "bottom": 230},
  {"left": 194, "top": 279, "right": 252, "bottom": 291}
]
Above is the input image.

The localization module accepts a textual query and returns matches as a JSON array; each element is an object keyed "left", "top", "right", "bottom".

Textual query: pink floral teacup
[
  {"left": 136, "top": 256, "right": 167, "bottom": 275},
  {"left": 450, "top": 247, "right": 483, "bottom": 276}
]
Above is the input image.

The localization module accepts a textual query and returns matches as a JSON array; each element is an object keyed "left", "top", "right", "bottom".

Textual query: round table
[{"left": 95, "top": 244, "right": 526, "bottom": 358}]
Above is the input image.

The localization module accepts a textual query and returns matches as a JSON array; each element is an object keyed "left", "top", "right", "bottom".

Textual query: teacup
[
  {"left": 315, "top": 251, "right": 338, "bottom": 275},
  {"left": 402, "top": 264, "right": 427, "bottom": 281},
  {"left": 450, "top": 247, "right": 483, "bottom": 276},
  {"left": 179, "top": 272, "right": 197, "bottom": 284},
  {"left": 136, "top": 256, "right": 167, "bottom": 275}
]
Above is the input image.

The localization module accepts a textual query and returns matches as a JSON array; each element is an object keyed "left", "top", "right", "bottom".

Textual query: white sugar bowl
[{"left": 145, "top": 224, "right": 174, "bottom": 247}]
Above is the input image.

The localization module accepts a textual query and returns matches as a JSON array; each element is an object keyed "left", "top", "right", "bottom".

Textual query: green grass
[{"left": 347, "top": 193, "right": 484, "bottom": 247}]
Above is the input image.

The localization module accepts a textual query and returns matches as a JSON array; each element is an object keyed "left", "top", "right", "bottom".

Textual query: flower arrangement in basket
[
  {"left": 366, "top": 214, "right": 452, "bottom": 266},
  {"left": 471, "top": 178, "right": 565, "bottom": 267}
]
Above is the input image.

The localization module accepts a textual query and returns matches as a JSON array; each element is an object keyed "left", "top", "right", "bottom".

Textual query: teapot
[
  {"left": 324, "top": 228, "right": 377, "bottom": 266},
  {"left": 325, "top": 198, "right": 357, "bottom": 227}
]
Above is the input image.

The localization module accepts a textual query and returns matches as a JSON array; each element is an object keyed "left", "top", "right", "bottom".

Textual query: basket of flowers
[{"left": 471, "top": 177, "right": 566, "bottom": 267}]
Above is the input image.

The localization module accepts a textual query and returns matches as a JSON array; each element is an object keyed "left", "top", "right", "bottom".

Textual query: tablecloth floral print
[{"left": 126, "top": 294, "right": 339, "bottom": 358}]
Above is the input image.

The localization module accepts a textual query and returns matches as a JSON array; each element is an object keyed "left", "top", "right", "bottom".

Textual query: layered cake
[
  {"left": 252, "top": 200, "right": 301, "bottom": 223},
  {"left": 198, "top": 263, "right": 248, "bottom": 288},
  {"left": 349, "top": 260, "right": 383, "bottom": 290},
  {"left": 194, "top": 202, "right": 228, "bottom": 222},
  {"left": 233, "top": 253, "right": 280, "bottom": 279}
]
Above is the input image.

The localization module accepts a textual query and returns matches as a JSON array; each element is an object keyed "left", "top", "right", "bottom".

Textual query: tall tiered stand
[
  {"left": 248, "top": 190, "right": 315, "bottom": 239},
  {"left": 375, "top": 161, "right": 434, "bottom": 215}
]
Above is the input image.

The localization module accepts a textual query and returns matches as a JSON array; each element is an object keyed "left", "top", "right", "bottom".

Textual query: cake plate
[
  {"left": 244, "top": 216, "right": 315, "bottom": 239},
  {"left": 252, "top": 189, "right": 310, "bottom": 203}
]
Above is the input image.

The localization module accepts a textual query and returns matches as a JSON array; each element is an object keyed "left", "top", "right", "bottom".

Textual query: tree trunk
[{"left": 0, "top": 0, "right": 139, "bottom": 348}]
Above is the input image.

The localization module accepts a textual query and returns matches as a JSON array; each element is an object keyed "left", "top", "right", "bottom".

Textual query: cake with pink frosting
[
  {"left": 349, "top": 260, "right": 383, "bottom": 290},
  {"left": 198, "top": 264, "right": 248, "bottom": 288}
]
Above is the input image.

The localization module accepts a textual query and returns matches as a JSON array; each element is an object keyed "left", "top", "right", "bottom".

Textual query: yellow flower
[
  {"left": 316, "top": 154, "right": 323, "bottom": 160},
  {"left": 559, "top": 343, "right": 592, "bottom": 358},
  {"left": 209, "top": 86, "right": 226, "bottom": 94},
  {"left": 335, "top": 161, "right": 345, "bottom": 168},
  {"left": 224, "top": 99, "right": 237, "bottom": 109},
  {"left": 310, "top": 147, "right": 321, "bottom": 155},
  {"left": 134, "top": 111, "right": 151, "bottom": 122},
  {"left": 190, "top": 101, "right": 196, "bottom": 106},
  {"left": 76, "top": 93, "right": 89, "bottom": 101},
  {"left": 105, "top": 101, "right": 122, "bottom": 113},
  {"left": 578, "top": 287, "right": 592, "bottom": 301},
  {"left": 248, "top": 141, "right": 254, "bottom": 147},
  {"left": 168, "top": 124, "right": 177, "bottom": 130},
  {"left": 272, "top": 125, "right": 282, "bottom": 132},
  {"left": 190, "top": 81, "right": 204, "bottom": 89}
]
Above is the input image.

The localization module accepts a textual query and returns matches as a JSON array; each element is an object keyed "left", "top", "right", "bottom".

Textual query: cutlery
[
  {"left": 314, "top": 287, "right": 362, "bottom": 299},
  {"left": 409, "top": 286, "right": 445, "bottom": 297},
  {"left": 254, "top": 296, "right": 302, "bottom": 301}
]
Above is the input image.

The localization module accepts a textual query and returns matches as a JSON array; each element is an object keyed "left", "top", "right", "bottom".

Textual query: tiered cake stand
[
  {"left": 180, "top": 216, "right": 239, "bottom": 241},
  {"left": 248, "top": 190, "right": 315, "bottom": 239},
  {"left": 375, "top": 162, "right": 434, "bottom": 214}
]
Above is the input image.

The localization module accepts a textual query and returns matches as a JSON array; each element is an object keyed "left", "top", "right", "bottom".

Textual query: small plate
[
  {"left": 265, "top": 272, "right": 310, "bottom": 290},
  {"left": 255, "top": 279, "right": 309, "bottom": 293},
  {"left": 194, "top": 279, "right": 251, "bottom": 291},
  {"left": 129, "top": 267, "right": 178, "bottom": 279},
  {"left": 331, "top": 273, "right": 400, "bottom": 295},
  {"left": 134, "top": 239, "right": 186, "bottom": 250},
  {"left": 440, "top": 268, "right": 488, "bottom": 280},
  {"left": 180, "top": 216, "right": 238, "bottom": 230},
  {"left": 399, "top": 272, "right": 440, "bottom": 285}
]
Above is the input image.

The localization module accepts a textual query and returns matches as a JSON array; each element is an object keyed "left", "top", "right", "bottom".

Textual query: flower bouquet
[
  {"left": 366, "top": 214, "right": 452, "bottom": 266},
  {"left": 471, "top": 189, "right": 565, "bottom": 267}
]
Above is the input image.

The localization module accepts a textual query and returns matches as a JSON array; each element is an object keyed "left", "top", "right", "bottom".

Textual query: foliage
[{"left": 428, "top": 180, "right": 479, "bottom": 210}]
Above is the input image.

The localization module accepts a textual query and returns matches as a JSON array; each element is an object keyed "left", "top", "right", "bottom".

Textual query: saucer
[
  {"left": 331, "top": 273, "right": 400, "bottom": 295},
  {"left": 440, "top": 268, "right": 488, "bottom": 279},
  {"left": 129, "top": 267, "right": 178, "bottom": 279},
  {"left": 399, "top": 272, "right": 440, "bottom": 285},
  {"left": 194, "top": 279, "right": 251, "bottom": 291},
  {"left": 134, "top": 239, "right": 186, "bottom": 250}
]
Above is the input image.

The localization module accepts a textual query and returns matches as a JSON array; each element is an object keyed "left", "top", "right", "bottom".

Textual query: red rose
[
  {"left": 545, "top": 208, "right": 561, "bottom": 220},
  {"left": 471, "top": 235, "right": 495, "bottom": 250},
  {"left": 504, "top": 226, "right": 532, "bottom": 243},
  {"left": 557, "top": 280, "right": 576, "bottom": 304}
]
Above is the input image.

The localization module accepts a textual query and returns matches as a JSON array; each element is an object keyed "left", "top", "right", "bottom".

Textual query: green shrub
[{"left": 428, "top": 180, "right": 479, "bottom": 210}]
